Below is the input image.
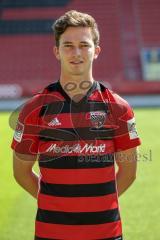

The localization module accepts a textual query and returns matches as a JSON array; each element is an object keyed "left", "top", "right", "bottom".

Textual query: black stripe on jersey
[
  {"left": 39, "top": 127, "right": 114, "bottom": 141},
  {"left": 39, "top": 127, "right": 77, "bottom": 141},
  {"left": 35, "top": 237, "right": 123, "bottom": 240},
  {"left": 39, "top": 154, "right": 114, "bottom": 169},
  {"left": 40, "top": 180, "right": 116, "bottom": 197},
  {"left": 39, "top": 101, "right": 64, "bottom": 117},
  {"left": 39, "top": 101, "right": 108, "bottom": 115},
  {"left": 36, "top": 208, "right": 120, "bottom": 225}
]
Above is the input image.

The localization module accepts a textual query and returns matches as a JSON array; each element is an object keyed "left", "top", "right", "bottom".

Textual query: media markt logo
[{"left": 46, "top": 143, "right": 106, "bottom": 154}]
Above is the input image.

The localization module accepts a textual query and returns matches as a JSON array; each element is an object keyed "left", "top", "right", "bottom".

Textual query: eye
[
  {"left": 64, "top": 44, "right": 72, "bottom": 48},
  {"left": 81, "top": 44, "right": 89, "bottom": 47}
]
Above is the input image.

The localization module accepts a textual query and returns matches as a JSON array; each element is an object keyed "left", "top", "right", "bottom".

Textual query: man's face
[{"left": 54, "top": 27, "right": 100, "bottom": 77}]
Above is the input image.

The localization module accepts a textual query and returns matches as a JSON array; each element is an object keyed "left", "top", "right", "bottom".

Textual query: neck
[
  {"left": 60, "top": 73, "right": 94, "bottom": 91},
  {"left": 59, "top": 72, "right": 95, "bottom": 101}
]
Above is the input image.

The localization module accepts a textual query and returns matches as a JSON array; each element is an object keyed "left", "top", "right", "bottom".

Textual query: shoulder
[
  {"left": 18, "top": 82, "right": 57, "bottom": 121},
  {"left": 21, "top": 82, "right": 60, "bottom": 111},
  {"left": 99, "top": 82, "right": 133, "bottom": 117},
  {"left": 100, "top": 82, "right": 128, "bottom": 106}
]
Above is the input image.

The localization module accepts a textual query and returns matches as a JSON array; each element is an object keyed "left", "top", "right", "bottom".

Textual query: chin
[
  {"left": 72, "top": 72, "right": 84, "bottom": 76},
  {"left": 69, "top": 70, "right": 84, "bottom": 76}
]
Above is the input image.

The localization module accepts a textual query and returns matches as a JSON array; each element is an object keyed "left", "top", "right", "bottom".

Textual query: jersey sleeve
[
  {"left": 11, "top": 95, "right": 42, "bottom": 155},
  {"left": 110, "top": 93, "right": 141, "bottom": 152}
]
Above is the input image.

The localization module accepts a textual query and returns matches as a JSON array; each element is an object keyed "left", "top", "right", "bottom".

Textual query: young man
[{"left": 11, "top": 10, "right": 141, "bottom": 240}]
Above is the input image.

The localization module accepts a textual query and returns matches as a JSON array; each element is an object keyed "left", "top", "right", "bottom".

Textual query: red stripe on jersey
[
  {"left": 35, "top": 220, "right": 122, "bottom": 239},
  {"left": 40, "top": 166, "right": 115, "bottom": 184},
  {"left": 40, "top": 112, "right": 112, "bottom": 129},
  {"left": 114, "top": 134, "right": 141, "bottom": 151},
  {"left": 38, "top": 193, "right": 118, "bottom": 212},
  {"left": 88, "top": 89, "right": 107, "bottom": 102},
  {"left": 40, "top": 112, "right": 90, "bottom": 129}
]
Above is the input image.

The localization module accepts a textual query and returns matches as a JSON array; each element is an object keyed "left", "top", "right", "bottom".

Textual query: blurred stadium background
[
  {"left": 0, "top": 0, "right": 160, "bottom": 108},
  {"left": 0, "top": 0, "right": 160, "bottom": 240}
]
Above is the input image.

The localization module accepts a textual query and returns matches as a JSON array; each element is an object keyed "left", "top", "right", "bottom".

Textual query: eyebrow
[
  {"left": 80, "top": 41, "right": 90, "bottom": 44},
  {"left": 63, "top": 41, "right": 72, "bottom": 44},
  {"left": 62, "top": 41, "right": 90, "bottom": 44}
]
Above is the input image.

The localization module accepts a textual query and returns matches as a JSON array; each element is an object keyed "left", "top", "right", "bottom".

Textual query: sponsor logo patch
[
  {"left": 46, "top": 143, "right": 106, "bottom": 154},
  {"left": 14, "top": 121, "right": 24, "bottom": 142},
  {"left": 127, "top": 117, "right": 138, "bottom": 140}
]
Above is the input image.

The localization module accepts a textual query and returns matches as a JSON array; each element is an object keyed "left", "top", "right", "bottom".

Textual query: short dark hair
[{"left": 52, "top": 10, "right": 100, "bottom": 47}]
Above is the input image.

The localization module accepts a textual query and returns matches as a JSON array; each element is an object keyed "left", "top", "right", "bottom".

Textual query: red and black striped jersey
[{"left": 11, "top": 80, "right": 141, "bottom": 240}]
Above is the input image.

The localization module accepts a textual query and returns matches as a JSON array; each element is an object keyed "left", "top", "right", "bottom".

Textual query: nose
[{"left": 73, "top": 47, "right": 81, "bottom": 56}]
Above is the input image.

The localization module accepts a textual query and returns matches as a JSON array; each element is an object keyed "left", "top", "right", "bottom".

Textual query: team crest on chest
[{"left": 89, "top": 111, "right": 106, "bottom": 128}]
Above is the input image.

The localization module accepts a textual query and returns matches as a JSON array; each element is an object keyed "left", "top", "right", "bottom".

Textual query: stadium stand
[
  {"left": 0, "top": 0, "right": 70, "bottom": 8},
  {"left": 0, "top": 0, "right": 160, "bottom": 98},
  {"left": 135, "top": 0, "right": 160, "bottom": 46}
]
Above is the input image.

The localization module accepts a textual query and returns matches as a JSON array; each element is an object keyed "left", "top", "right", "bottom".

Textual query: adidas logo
[{"left": 48, "top": 118, "right": 61, "bottom": 126}]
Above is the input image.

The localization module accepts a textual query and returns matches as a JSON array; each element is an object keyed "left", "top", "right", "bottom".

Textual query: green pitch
[{"left": 0, "top": 108, "right": 159, "bottom": 240}]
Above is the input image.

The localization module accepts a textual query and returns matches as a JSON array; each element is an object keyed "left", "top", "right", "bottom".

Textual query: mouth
[{"left": 70, "top": 60, "right": 83, "bottom": 65}]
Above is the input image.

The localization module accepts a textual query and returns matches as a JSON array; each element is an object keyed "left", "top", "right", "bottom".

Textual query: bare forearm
[
  {"left": 115, "top": 148, "right": 138, "bottom": 196},
  {"left": 116, "top": 170, "right": 136, "bottom": 197},
  {"left": 14, "top": 170, "right": 39, "bottom": 199}
]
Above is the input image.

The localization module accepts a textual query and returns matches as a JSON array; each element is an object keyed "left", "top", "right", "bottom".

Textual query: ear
[
  {"left": 94, "top": 46, "right": 101, "bottom": 59},
  {"left": 53, "top": 46, "right": 60, "bottom": 60}
]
